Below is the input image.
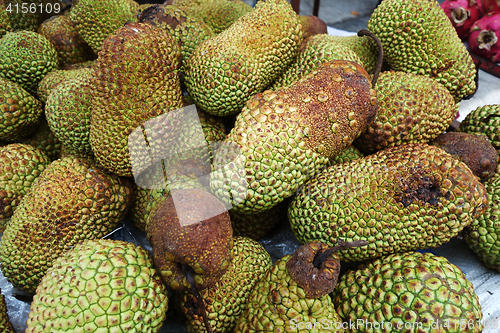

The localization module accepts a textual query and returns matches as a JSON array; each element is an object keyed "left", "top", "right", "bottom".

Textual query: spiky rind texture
[
  {"left": 0, "top": 291, "right": 15, "bottom": 333},
  {"left": 288, "top": 143, "right": 488, "bottom": 262},
  {"left": 19, "top": 117, "right": 62, "bottom": 161},
  {"left": 333, "top": 252, "right": 483, "bottom": 332},
  {"left": 329, "top": 145, "right": 364, "bottom": 165},
  {"left": 184, "top": 0, "right": 302, "bottom": 116},
  {"left": 368, "top": 0, "right": 476, "bottom": 102},
  {"left": 325, "top": 35, "right": 379, "bottom": 74},
  {"left": 459, "top": 104, "right": 500, "bottom": 153},
  {"left": 0, "top": 156, "right": 133, "bottom": 293},
  {"left": 354, "top": 71, "right": 456, "bottom": 154},
  {"left": 0, "top": 0, "right": 38, "bottom": 38},
  {"left": 26, "top": 239, "right": 168, "bottom": 333}
]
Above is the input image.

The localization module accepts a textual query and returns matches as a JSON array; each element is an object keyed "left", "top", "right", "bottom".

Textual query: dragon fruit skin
[
  {"left": 441, "top": 0, "right": 484, "bottom": 39},
  {"left": 478, "top": 0, "right": 500, "bottom": 14},
  {"left": 468, "top": 11, "right": 500, "bottom": 62}
]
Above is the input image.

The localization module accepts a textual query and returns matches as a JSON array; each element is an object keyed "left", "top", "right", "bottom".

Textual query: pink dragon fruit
[
  {"left": 468, "top": 11, "right": 500, "bottom": 62},
  {"left": 478, "top": 0, "right": 500, "bottom": 14},
  {"left": 441, "top": 0, "right": 484, "bottom": 39}
]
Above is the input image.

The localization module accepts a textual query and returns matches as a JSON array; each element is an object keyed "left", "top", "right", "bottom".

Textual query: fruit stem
[
  {"left": 312, "top": 239, "right": 368, "bottom": 268},
  {"left": 357, "top": 29, "right": 383, "bottom": 88},
  {"left": 182, "top": 264, "right": 214, "bottom": 333}
]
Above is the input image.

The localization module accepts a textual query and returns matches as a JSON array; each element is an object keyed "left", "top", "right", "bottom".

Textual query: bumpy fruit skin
[
  {"left": 333, "top": 252, "right": 483, "bottom": 333},
  {"left": 90, "top": 22, "right": 184, "bottom": 177},
  {"left": 354, "top": 71, "right": 457, "bottom": 154},
  {"left": 184, "top": 0, "right": 302, "bottom": 116},
  {"left": 368, "top": 0, "right": 477, "bottom": 102},
  {"left": 288, "top": 143, "right": 488, "bottom": 262},
  {"left": 46, "top": 68, "right": 94, "bottom": 157},
  {"left": 70, "top": 0, "right": 139, "bottom": 54},
  {"left": 298, "top": 15, "right": 328, "bottom": 41},
  {"left": 0, "top": 0, "right": 38, "bottom": 38},
  {"left": 233, "top": 252, "right": 344, "bottom": 333},
  {"left": 38, "top": 15, "right": 96, "bottom": 67},
  {"left": 329, "top": 145, "right": 364, "bottom": 165},
  {"left": 0, "top": 143, "right": 50, "bottom": 231},
  {"left": 19, "top": 117, "right": 62, "bottom": 160},
  {"left": 468, "top": 12, "right": 500, "bottom": 62},
  {"left": 26, "top": 239, "right": 168, "bottom": 333},
  {"left": 179, "top": 237, "right": 272, "bottom": 333},
  {"left": 210, "top": 61, "right": 378, "bottom": 214},
  {"left": 0, "top": 290, "right": 15, "bottom": 333},
  {"left": 459, "top": 104, "right": 500, "bottom": 153},
  {"left": 324, "top": 35, "right": 379, "bottom": 74},
  {"left": 272, "top": 34, "right": 362, "bottom": 89},
  {"left": 464, "top": 172, "right": 500, "bottom": 272},
  {"left": 0, "top": 77, "right": 43, "bottom": 141},
  {"left": 441, "top": 0, "right": 483, "bottom": 39},
  {"left": 37, "top": 67, "right": 91, "bottom": 104},
  {"left": 0, "top": 156, "right": 133, "bottom": 294},
  {"left": 0, "top": 31, "right": 59, "bottom": 96}
]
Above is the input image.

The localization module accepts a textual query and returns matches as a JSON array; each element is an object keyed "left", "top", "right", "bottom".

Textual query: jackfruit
[
  {"left": 37, "top": 67, "right": 91, "bottom": 104},
  {"left": 0, "top": 156, "right": 133, "bottom": 294},
  {"left": 368, "top": 0, "right": 476, "bottom": 102},
  {"left": 210, "top": 60, "right": 378, "bottom": 214},
  {"left": 459, "top": 104, "right": 500, "bottom": 153},
  {"left": 184, "top": 0, "right": 302, "bottom": 116},
  {"left": 89, "top": 22, "right": 184, "bottom": 177},
  {"left": 298, "top": 15, "right": 327, "bottom": 41},
  {"left": 288, "top": 143, "right": 488, "bottom": 262},
  {"left": 178, "top": 236, "right": 272, "bottom": 333},
  {"left": 70, "top": 0, "right": 139, "bottom": 54},
  {"left": 0, "top": 290, "right": 15, "bottom": 333},
  {"left": 19, "top": 116, "right": 61, "bottom": 160},
  {"left": 0, "top": 143, "right": 50, "bottom": 232},
  {"left": 464, "top": 171, "right": 500, "bottom": 272},
  {"left": 26, "top": 239, "right": 168, "bottom": 333},
  {"left": 332, "top": 251, "right": 483, "bottom": 333},
  {"left": 0, "top": 0, "right": 38, "bottom": 38},
  {"left": 0, "top": 30, "right": 59, "bottom": 96},
  {"left": 329, "top": 145, "right": 364, "bottom": 165},
  {"left": 0, "top": 77, "right": 43, "bottom": 141},
  {"left": 326, "top": 35, "right": 379, "bottom": 74},
  {"left": 354, "top": 71, "right": 456, "bottom": 154}
]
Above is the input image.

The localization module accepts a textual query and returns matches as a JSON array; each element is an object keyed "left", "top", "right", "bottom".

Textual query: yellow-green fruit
[
  {"left": 0, "top": 0, "right": 38, "bottom": 37},
  {"left": 89, "top": 22, "right": 184, "bottom": 177},
  {"left": 19, "top": 116, "right": 62, "bottom": 160},
  {"left": 464, "top": 172, "right": 500, "bottom": 272},
  {"left": 354, "top": 71, "right": 457, "bottom": 154},
  {"left": 271, "top": 34, "right": 363, "bottom": 90},
  {"left": 0, "top": 77, "right": 43, "bottom": 141},
  {"left": 326, "top": 35, "right": 379, "bottom": 74},
  {"left": 26, "top": 239, "right": 168, "bottom": 333},
  {"left": 184, "top": 0, "right": 302, "bottom": 116},
  {"left": 0, "top": 143, "right": 50, "bottom": 231},
  {"left": 333, "top": 252, "right": 483, "bottom": 333},
  {"left": 179, "top": 236, "right": 272, "bottom": 333},
  {"left": 0, "top": 31, "right": 59, "bottom": 96},
  {"left": 329, "top": 145, "right": 364, "bottom": 165},
  {"left": 288, "top": 143, "right": 488, "bottom": 262},
  {"left": 459, "top": 104, "right": 500, "bottom": 153},
  {"left": 70, "top": 0, "right": 139, "bottom": 54},
  {"left": 46, "top": 67, "right": 94, "bottom": 157},
  {"left": 0, "top": 290, "right": 15, "bottom": 333},
  {"left": 38, "top": 14, "right": 96, "bottom": 67},
  {"left": 210, "top": 60, "right": 378, "bottom": 214},
  {"left": 37, "top": 67, "right": 91, "bottom": 103},
  {"left": 0, "top": 156, "right": 134, "bottom": 294},
  {"left": 234, "top": 247, "right": 344, "bottom": 332},
  {"left": 368, "top": 0, "right": 476, "bottom": 102},
  {"left": 138, "top": 4, "right": 214, "bottom": 70}
]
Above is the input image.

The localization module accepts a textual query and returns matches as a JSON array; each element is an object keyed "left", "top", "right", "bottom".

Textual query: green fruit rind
[
  {"left": 26, "top": 239, "right": 168, "bottom": 333},
  {"left": 459, "top": 104, "right": 500, "bottom": 154},
  {"left": 288, "top": 143, "right": 488, "bottom": 262},
  {"left": 333, "top": 252, "right": 483, "bottom": 333}
]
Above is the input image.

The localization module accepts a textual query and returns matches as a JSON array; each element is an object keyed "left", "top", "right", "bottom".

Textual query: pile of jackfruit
[{"left": 0, "top": 0, "right": 499, "bottom": 332}]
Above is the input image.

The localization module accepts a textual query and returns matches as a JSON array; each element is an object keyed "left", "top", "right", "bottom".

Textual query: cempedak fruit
[{"left": 459, "top": 104, "right": 500, "bottom": 153}]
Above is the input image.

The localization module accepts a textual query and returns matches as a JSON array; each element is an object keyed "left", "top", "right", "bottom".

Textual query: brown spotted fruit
[
  {"left": 210, "top": 60, "right": 378, "bottom": 214},
  {"left": 288, "top": 143, "right": 488, "bottom": 262}
]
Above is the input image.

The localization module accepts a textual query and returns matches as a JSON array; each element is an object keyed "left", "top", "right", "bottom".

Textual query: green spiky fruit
[
  {"left": 179, "top": 236, "right": 272, "bottom": 333},
  {"left": 26, "top": 239, "right": 168, "bottom": 333},
  {"left": 37, "top": 67, "right": 91, "bottom": 104},
  {"left": 354, "top": 71, "right": 456, "bottom": 154},
  {"left": 70, "top": 0, "right": 139, "bottom": 54},
  {"left": 38, "top": 14, "right": 96, "bottom": 67},
  {"left": 210, "top": 60, "right": 378, "bottom": 214},
  {"left": 89, "top": 22, "right": 184, "bottom": 177},
  {"left": 0, "top": 0, "right": 38, "bottom": 38},
  {"left": 234, "top": 242, "right": 345, "bottom": 332},
  {"left": 0, "top": 290, "right": 15, "bottom": 333},
  {"left": 184, "top": 0, "right": 302, "bottom": 116},
  {"left": 288, "top": 143, "right": 488, "bottom": 262},
  {"left": 0, "top": 156, "right": 133, "bottom": 293},
  {"left": 272, "top": 34, "right": 363, "bottom": 90},
  {"left": 0, "top": 77, "right": 43, "bottom": 141},
  {"left": 459, "top": 104, "right": 500, "bottom": 153},
  {"left": 0, "top": 143, "right": 50, "bottom": 231},
  {"left": 368, "top": 0, "right": 476, "bottom": 102},
  {"left": 464, "top": 171, "right": 500, "bottom": 272},
  {"left": 46, "top": 67, "right": 94, "bottom": 157},
  {"left": 329, "top": 145, "right": 364, "bottom": 165},
  {"left": 332, "top": 251, "right": 483, "bottom": 333},
  {"left": 326, "top": 35, "right": 379, "bottom": 74},
  {"left": 0, "top": 30, "right": 59, "bottom": 96},
  {"left": 19, "top": 116, "right": 62, "bottom": 160}
]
